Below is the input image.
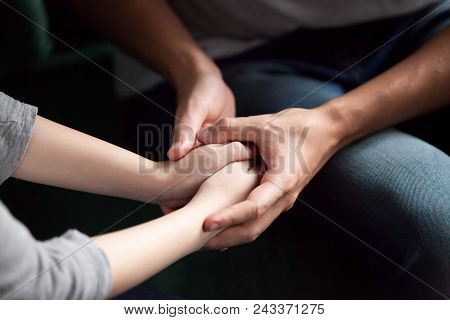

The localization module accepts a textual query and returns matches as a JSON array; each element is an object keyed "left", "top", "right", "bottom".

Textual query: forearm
[
  {"left": 321, "top": 26, "right": 450, "bottom": 147},
  {"left": 65, "top": 0, "right": 219, "bottom": 88},
  {"left": 93, "top": 202, "right": 217, "bottom": 297},
  {"left": 13, "top": 116, "right": 163, "bottom": 203},
  {"left": 94, "top": 161, "right": 258, "bottom": 297}
]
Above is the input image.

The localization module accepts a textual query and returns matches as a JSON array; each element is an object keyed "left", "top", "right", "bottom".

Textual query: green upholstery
[
  {"left": 0, "top": 0, "right": 112, "bottom": 79},
  {"left": 0, "top": 0, "right": 53, "bottom": 77}
]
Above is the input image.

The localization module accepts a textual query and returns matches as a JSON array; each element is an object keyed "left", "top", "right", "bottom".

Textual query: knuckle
[
  {"left": 249, "top": 203, "right": 259, "bottom": 220},
  {"left": 284, "top": 199, "right": 296, "bottom": 212},
  {"left": 253, "top": 229, "right": 262, "bottom": 241},
  {"left": 220, "top": 210, "right": 239, "bottom": 227},
  {"left": 264, "top": 125, "right": 280, "bottom": 139},
  {"left": 281, "top": 174, "right": 298, "bottom": 191},
  {"left": 244, "top": 234, "right": 255, "bottom": 244},
  {"left": 253, "top": 201, "right": 268, "bottom": 218},
  {"left": 246, "top": 229, "right": 261, "bottom": 243},
  {"left": 288, "top": 198, "right": 296, "bottom": 208},
  {"left": 223, "top": 215, "right": 234, "bottom": 227},
  {"left": 230, "top": 141, "right": 244, "bottom": 156},
  {"left": 284, "top": 192, "right": 298, "bottom": 211},
  {"left": 286, "top": 178, "right": 298, "bottom": 191},
  {"left": 217, "top": 118, "right": 233, "bottom": 128}
]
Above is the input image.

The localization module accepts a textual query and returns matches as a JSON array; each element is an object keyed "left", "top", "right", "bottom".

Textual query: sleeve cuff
[{"left": 0, "top": 91, "right": 38, "bottom": 184}]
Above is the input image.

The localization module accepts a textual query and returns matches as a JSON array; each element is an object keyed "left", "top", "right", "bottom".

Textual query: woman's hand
[
  {"left": 197, "top": 107, "right": 346, "bottom": 249},
  {"left": 12, "top": 116, "right": 253, "bottom": 208},
  {"left": 189, "top": 160, "right": 261, "bottom": 211},
  {"left": 156, "top": 142, "right": 253, "bottom": 208},
  {"left": 167, "top": 71, "right": 236, "bottom": 160},
  {"left": 95, "top": 161, "right": 260, "bottom": 298}
]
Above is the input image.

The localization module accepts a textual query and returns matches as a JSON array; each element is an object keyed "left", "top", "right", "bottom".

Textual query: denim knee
[
  {"left": 221, "top": 61, "right": 345, "bottom": 116},
  {"left": 304, "top": 129, "right": 450, "bottom": 296}
]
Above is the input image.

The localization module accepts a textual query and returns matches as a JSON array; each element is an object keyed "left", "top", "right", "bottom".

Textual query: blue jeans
[
  {"left": 216, "top": 2, "right": 450, "bottom": 298},
  {"left": 124, "top": 2, "right": 450, "bottom": 298}
]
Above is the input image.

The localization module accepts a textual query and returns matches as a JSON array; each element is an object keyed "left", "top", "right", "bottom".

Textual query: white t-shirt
[
  {"left": 168, "top": 0, "right": 439, "bottom": 58},
  {"left": 115, "top": 0, "right": 440, "bottom": 98}
]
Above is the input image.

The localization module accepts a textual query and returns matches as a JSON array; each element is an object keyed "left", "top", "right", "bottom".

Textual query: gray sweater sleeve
[
  {"left": 0, "top": 92, "right": 111, "bottom": 299},
  {"left": 0, "top": 91, "right": 37, "bottom": 184}
]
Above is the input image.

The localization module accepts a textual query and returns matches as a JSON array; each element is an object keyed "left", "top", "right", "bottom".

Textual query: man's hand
[
  {"left": 194, "top": 26, "right": 450, "bottom": 250},
  {"left": 66, "top": 0, "right": 235, "bottom": 162},
  {"left": 196, "top": 107, "right": 347, "bottom": 249},
  {"left": 167, "top": 71, "right": 235, "bottom": 160}
]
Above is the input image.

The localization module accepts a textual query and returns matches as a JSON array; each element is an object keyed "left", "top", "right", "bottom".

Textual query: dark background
[{"left": 0, "top": 0, "right": 440, "bottom": 299}]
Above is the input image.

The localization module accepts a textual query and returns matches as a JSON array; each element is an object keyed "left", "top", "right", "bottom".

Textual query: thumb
[
  {"left": 196, "top": 117, "right": 260, "bottom": 145},
  {"left": 168, "top": 111, "right": 204, "bottom": 160}
]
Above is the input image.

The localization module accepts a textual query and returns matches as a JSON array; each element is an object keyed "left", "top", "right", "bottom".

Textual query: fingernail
[
  {"left": 220, "top": 248, "right": 229, "bottom": 252},
  {"left": 209, "top": 222, "right": 220, "bottom": 231}
]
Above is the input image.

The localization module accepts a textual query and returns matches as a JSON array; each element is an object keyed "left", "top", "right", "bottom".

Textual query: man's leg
[
  {"left": 223, "top": 60, "right": 450, "bottom": 298},
  {"left": 304, "top": 129, "right": 450, "bottom": 298},
  {"left": 221, "top": 60, "right": 344, "bottom": 115}
]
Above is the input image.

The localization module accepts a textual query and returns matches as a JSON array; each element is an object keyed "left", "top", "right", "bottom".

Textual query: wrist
[
  {"left": 131, "top": 159, "right": 169, "bottom": 203},
  {"left": 315, "top": 98, "right": 358, "bottom": 150},
  {"left": 165, "top": 46, "right": 221, "bottom": 91},
  {"left": 170, "top": 201, "right": 221, "bottom": 250}
]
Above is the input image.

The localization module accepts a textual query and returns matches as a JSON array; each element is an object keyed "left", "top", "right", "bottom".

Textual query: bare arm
[
  {"left": 325, "top": 25, "right": 450, "bottom": 147},
  {"left": 13, "top": 116, "right": 161, "bottom": 202},
  {"left": 0, "top": 92, "right": 253, "bottom": 299},
  {"left": 198, "top": 26, "right": 450, "bottom": 249},
  {"left": 93, "top": 161, "right": 258, "bottom": 297},
  {"left": 12, "top": 116, "right": 252, "bottom": 207},
  {"left": 0, "top": 161, "right": 256, "bottom": 299},
  {"left": 64, "top": 0, "right": 216, "bottom": 88},
  {"left": 64, "top": 0, "right": 236, "bottom": 159}
]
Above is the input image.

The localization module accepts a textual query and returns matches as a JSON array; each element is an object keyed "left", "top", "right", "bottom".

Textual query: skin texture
[
  {"left": 95, "top": 161, "right": 259, "bottom": 297},
  {"left": 198, "top": 26, "right": 450, "bottom": 249},
  {"left": 65, "top": 0, "right": 450, "bottom": 249},
  {"left": 13, "top": 116, "right": 252, "bottom": 207},
  {"left": 65, "top": 0, "right": 235, "bottom": 160},
  {"left": 11, "top": 114, "right": 258, "bottom": 297}
]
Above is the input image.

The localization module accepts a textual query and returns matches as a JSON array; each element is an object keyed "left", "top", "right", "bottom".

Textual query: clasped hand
[{"left": 164, "top": 72, "right": 345, "bottom": 250}]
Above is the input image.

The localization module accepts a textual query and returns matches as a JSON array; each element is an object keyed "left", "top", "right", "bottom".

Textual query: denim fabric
[
  {"left": 215, "top": 2, "right": 450, "bottom": 298},
  {"left": 218, "top": 1, "right": 450, "bottom": 90},
  {"left": 124, "top": 2, "right": 450, "bottom": 298}
]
